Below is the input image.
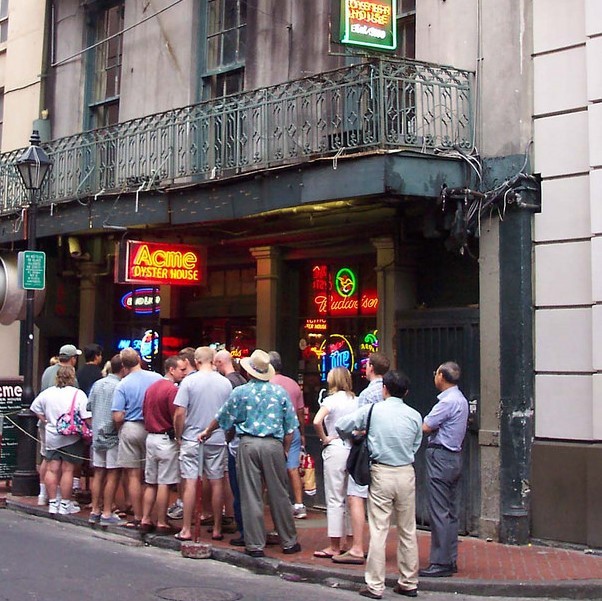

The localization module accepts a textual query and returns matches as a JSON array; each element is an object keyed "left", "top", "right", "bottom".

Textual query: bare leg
[
  {"left": 347, "top": 495, "right": 366, "bottom": 556},
  {"left": 59, "top": 462, "right": 75, "bottom": 501},
  {"left": 179, "top": 477, "right": 197, "bottom": 538},
  {"left": 142, "top": 483, "right": 157, "bottom": 525},
  {"left": 209, "top": 477, "right": 224, "bottom": 538},
  {"left": 102, "top": 469, "right": 122, "bottom": 519},
  {"left": 288, "top": 467, "right": 304, "bottom": 505},
  {"left": 45, "top": 459, "right": 61, "bottom": 500},
  {"left": 201, "top": 476, "right": 212, "bottom": 520},
  {"left": 156, "top": 484, "right": 171, "bottom": 528},
  {"left": 91, "top": 467, "right": 106, "bottom": 515},
  {"left": 127, "top": 468, "right": 144, "bottom": 520}
]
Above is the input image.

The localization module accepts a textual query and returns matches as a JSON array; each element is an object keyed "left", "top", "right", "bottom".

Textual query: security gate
[{"left": 397, "top": 307, "right": 480, "bottom": 535}]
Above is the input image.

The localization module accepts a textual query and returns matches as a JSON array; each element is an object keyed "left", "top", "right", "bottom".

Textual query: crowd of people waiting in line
[{"left": 30, "top": 342, "right": 469, "bottom": 599}]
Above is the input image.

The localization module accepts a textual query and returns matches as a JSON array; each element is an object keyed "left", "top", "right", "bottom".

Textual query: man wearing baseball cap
[{"left": 40, "top": 344, "right": 82, "bottom": 392}]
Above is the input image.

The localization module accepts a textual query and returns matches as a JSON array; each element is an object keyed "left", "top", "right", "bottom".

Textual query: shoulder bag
[
  {"left": 56, "top": 390, "right": 93, "bottom": 442},
  {"left": 346, "top": 403, "right": 374, "bottom": 486}
]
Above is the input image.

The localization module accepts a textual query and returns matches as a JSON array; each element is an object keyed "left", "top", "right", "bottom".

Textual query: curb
[{"left": 4, "top": 498, "right": 602, "bottom": 599}]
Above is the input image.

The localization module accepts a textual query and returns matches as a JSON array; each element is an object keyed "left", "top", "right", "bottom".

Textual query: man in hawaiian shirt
[{"left": 198, "top": 349, "right": 301, "bottom": 558}]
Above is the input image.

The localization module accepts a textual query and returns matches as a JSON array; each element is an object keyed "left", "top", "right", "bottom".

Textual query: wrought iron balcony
[{"left": 0, "top": 57, "right": 473, "bottom": 217}]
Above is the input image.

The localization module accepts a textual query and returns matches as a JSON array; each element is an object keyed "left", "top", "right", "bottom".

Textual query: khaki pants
[{"left": 365, "top": 463, "right": 419, "bottom": 595}]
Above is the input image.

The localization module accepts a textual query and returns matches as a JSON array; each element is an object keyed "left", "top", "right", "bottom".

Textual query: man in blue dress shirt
[{"left": 420, "top": 361, "right": 469, "bottom": 578}]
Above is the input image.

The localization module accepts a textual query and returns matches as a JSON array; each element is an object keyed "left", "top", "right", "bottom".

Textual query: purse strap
[
  {"left": 69, "top": 390, "right": 78, "bottom": 420},
  {"left": 365, "top": 402, "right": 375, "bottom": 435}
]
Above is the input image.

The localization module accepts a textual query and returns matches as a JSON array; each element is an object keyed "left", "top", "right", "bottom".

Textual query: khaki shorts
[
  {"left": 179, "top": 439, "right": 226, "bottom": 480},
  {"left": 38, "top": 424, "right": 47, "bottom": 460},
  {"left": 117, "top": 421, "right": 147, "bottom": 469},
  {"left": 145, "top": 433, "right": 180, "bottom": 485},
  {"left": 92, "top": 445, "right": 120, "bottom": 469}
]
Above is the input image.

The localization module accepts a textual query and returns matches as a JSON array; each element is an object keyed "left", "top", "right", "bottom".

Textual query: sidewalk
[{"left": 2, "top": 483, "right": 602, "bottom": 599}]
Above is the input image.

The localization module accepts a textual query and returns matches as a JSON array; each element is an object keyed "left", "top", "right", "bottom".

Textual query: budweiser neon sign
[{"left": 116, "top": 240, "right": 206, "bottom": 286}]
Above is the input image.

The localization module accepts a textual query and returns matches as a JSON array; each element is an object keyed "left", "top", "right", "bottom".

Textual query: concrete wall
[{"left": 530, "top": 0, "right": 602, "bottom": 544}]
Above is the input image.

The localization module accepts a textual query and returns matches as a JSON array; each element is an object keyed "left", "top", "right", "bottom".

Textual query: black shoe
[
  {"left": 358, "top": 588, "right": 382, "bottom": 599},
  {"left": 245, "top": 549, "right": 265, "bottom": 558},
  {"left": 392, "top": 584, "right": 418, "bottom": 597},
  {"left": 418, "top": 564, "right": 453, "bottom": 578},
  {"left": 451, "top": 561, "right": 458, "bottom": 574},
  {"left": 230, "top": 536, "right": 245, "bottom": 547},
  {"left": 282, "top": 542, "right": 302, "bottom": 554}
]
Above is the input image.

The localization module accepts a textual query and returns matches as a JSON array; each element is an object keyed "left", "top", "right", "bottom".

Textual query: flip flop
[
  {"left": 332, "top": 550, "right": 365, "bottom": 565},
  {"left": 211, "top": 534, "right": 224, "bottom": 541},
  {"left": 139, "top": 522, "right": 155, "bottom": 534},
  {"left": 313, "top": 549, "right": 337, "bottom": 559},
  {"left": 174, "top": 532, "right": 192, "bottom": 541},
  {"left": 123, "top": 519, "right": 141, "bottom": 530},
  {"left": 155, "top": 525, "right": 176, "bottom": 535}
]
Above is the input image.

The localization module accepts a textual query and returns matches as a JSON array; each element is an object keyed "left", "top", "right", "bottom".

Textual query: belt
[
  {"left": 148, "top": 432, "right": 170, "bottom": 435},
  {"left": 371, "top": 460, "right": 400, "bottom": 467},
  {"left": 427, "top": 443, "right": 460, "bottom": 453}
]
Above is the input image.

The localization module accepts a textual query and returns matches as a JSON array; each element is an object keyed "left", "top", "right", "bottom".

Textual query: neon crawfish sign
[{"left": 116, "top": 240, "right": 206, "bottom": 286}]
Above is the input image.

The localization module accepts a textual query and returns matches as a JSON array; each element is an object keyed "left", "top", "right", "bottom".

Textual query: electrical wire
[{"left": 51, "top": 0, "right": 186, "bottom": 67}]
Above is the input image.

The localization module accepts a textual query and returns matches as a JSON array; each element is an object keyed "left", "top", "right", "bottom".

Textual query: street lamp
[{"left": 11, "top": 130, "right": 52, "bottom": 496}]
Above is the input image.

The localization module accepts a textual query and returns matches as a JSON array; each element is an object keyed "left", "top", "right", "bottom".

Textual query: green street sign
[{"left": 18, "top": 250, "right": 46, "bottom": 290}]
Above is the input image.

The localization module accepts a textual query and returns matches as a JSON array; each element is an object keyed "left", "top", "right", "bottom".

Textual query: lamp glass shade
[{"left": 16, "top": 144, "right": 52, "bottom": 191}]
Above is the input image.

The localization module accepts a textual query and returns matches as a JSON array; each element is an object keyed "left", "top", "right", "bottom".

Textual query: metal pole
[{"left": 12, "top": 189, "right": 40, "bottom": 496}]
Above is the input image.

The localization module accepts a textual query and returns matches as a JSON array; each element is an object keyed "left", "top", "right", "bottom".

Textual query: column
[
  {"left": 250, "top": 246, "right": 281, "bottom": 351},
  {"left": 78, "top": 262, "right": 101, "bottom": 347}
]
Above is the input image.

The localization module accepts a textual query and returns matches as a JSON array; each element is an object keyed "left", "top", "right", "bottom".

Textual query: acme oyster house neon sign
[{"left": 119, "top": 240, "right": 205, "bottom": 286}]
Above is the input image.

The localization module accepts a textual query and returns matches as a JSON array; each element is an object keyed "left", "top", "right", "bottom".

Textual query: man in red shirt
[
  {"left": 269, "top": 351, "right": 307, "bottom": 519},
  {"left": 141, "top": 355, "right": 187, "bottom": 532}
]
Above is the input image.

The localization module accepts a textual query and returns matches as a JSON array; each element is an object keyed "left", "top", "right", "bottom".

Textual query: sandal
[
  {"left": 174, "top": 532, "right": 192, "bottom": 541},
  {"left": 123, "top": 519, "right": 141, "bottom": 530},
  {"left": 139, "top": 522, "right": 155, "bottom": 534}
]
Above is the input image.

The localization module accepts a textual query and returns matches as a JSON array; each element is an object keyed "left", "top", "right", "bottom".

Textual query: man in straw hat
[{"left": 199, "top": 349, "right": 301, "bottom": 558}]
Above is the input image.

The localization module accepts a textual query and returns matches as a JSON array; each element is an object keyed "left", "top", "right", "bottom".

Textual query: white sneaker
[
  {"left": 48, "top": 499, "right": 59, "bottom": 514},
  {"left": 37, "top": 493, "right": 48, "bottom": 506},
  {"left": 293, "top": 504, "right": 307, "bottom": 519},
  {"left": 167, "top": 499, "right": 183, "bottom": 520},
  {"left": 58, "top": 500, "right": 81, "bottom": 515}
]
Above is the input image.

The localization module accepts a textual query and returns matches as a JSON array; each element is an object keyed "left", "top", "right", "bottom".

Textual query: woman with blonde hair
[
  {"left": 30, "top": 365, "right": 91, "bottom": 515},
  {"left": 312, "top": 367, "right": 359, "bottom": 560}
]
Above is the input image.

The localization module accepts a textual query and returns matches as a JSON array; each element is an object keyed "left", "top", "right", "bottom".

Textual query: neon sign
[
  {"left": 360, "top": 330, "right": 379, "bottom": 354},
  {"left": 117, "top": 329, "right": 159, "bottom": 364},
  {"left": 335, "top": 267, "right": 357, "bottom": 298},
  {"left": 319, "top": 334, "right": 356, "bottom": 381},
  {"left": 340, "top": 0, "right": 397, "bottom": 52},
  {"left": 116, "top": 240, "right": 206, "bottom": 286},
  {"left": 120, "top": 288, "right": 161, "bottom": 315},
  {"left": 304, "top": 319, "right": 328, "bottom": 331}
]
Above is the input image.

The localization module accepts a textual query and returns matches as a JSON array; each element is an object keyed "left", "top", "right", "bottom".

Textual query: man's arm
[
  {"left": 112, "top": 410, "right": 125, "bottom": 430},
  {"left": 283, "top": 431, "right": 293, "bottom": 455},
  {"left": 173, "top": 406, "right": 186, "bottom": 441},
  {"left": 422, "top": 422, "right": 434, "bottom": 433}
]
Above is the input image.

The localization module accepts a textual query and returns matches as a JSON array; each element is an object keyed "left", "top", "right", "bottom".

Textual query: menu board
[{"left": 0, "top": 379, "right": 23, "bottom": 479}]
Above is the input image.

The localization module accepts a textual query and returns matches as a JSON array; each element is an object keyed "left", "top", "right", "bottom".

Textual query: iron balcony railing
[{"left": 0, "top": 58, "right": 473, "bottom": 216}]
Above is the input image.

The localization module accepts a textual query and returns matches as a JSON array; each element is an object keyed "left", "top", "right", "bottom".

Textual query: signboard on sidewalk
[{"left": 0, "top": 379, "right": 23, "bottom": 479}]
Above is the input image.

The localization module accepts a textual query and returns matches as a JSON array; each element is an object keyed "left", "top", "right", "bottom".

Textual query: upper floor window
[
  {"left": 0, "top": 0, "right": 8, "bottom": 44},
  {"left": 202, "top": 0, "right": 247, "bottom": 99},
  {"left": 87, "top": 1, "right": 124, "bottom": 129},
  {"left": 396, "top": 0, "right": 415, "bottom": 59}
]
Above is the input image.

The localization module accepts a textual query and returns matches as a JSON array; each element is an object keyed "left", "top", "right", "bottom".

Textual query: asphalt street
[{"left": 0, "top": 510, "right": 586, "bottom": 601}]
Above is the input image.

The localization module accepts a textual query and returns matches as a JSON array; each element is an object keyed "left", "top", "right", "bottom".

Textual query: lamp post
[{"left": 11, "top": 130, "right": 52, "bottom": 496}]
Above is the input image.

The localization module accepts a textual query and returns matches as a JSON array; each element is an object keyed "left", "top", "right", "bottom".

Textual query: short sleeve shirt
[
  {"left": 424, "top": 385, "right": 469, "bottom": 452},
  {"left": 216, "top": 380, "right": 299, "bottom": 441}
]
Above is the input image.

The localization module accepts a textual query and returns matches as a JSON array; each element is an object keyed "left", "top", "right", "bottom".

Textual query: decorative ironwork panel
[{"left": 0, "top": 58, "right": 472, "bottom": 215}]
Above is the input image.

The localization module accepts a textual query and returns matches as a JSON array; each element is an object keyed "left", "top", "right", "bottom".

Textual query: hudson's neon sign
[
  {"left": 120, "top": 288, "right": 160, "bottom": 314},
  {"left": 116, "top": 240, "right": 206, "bottom": 286}
]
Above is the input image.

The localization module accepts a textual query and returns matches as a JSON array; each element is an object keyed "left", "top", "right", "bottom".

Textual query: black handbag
[{"left": 346, "top": 403, "right": 374, "bottom": 486}]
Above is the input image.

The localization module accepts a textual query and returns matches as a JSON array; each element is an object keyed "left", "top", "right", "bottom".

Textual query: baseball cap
[{"left": 59, "top": 344, "right": 82, "bottom": 358}]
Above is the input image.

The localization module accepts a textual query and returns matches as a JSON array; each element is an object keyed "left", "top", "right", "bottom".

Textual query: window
[
  {"left": 0, "top": 0, "right": 8, "bottom": 44},
  {"left": 202, "top": 0, "right": 247, "bottom": 99},
  {"left": 396, "top": 0, "right": 415, "bottom": 59},
  {"left": 87, "top": 2, "right": 124, "bottom": 129}
]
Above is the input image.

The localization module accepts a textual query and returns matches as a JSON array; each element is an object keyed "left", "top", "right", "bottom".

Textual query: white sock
[
  {"left": 39, "top": 483, "right": 47, "bottom": 496},
  {"left": 72, "top": 478, "right": 80, "bottom": 490}
]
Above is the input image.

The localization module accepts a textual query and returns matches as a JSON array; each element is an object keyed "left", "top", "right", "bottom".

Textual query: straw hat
[{"left": 240, "top": 349, "right": 275, "bottom": 381}]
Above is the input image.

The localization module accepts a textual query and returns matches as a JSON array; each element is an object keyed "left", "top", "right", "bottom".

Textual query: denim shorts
[{"left": 286, "top": 428, "right": 302, "bottom": 470}]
